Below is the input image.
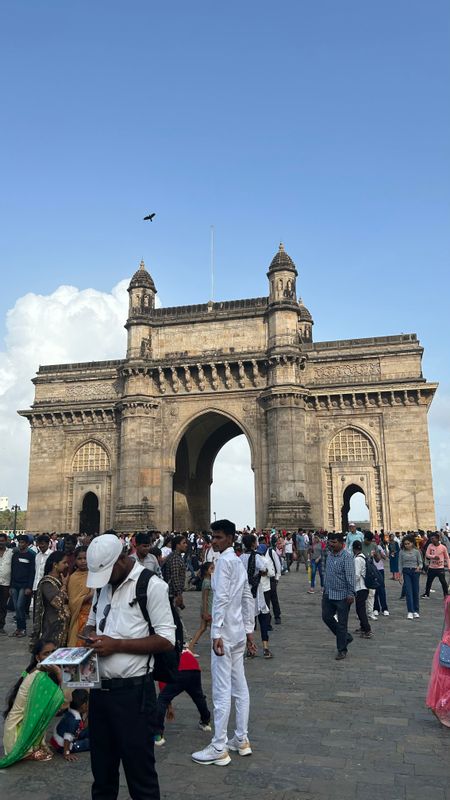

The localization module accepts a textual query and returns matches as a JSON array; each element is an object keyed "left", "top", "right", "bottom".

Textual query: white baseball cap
[{"left": 86, "top": 534, "right": 124, "bottom": 588}]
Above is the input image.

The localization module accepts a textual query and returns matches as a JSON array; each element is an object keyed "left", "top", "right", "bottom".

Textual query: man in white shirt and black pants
[
  {"left": 192, "top": 519, "right": 256, "bottom": 767},
  {"left": 84, "top": 534, "right": 175, "bottom": 800}
]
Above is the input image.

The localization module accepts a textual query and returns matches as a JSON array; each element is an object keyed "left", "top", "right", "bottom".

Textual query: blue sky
[{"left": 1, "top": 1, "right": 449, "bottom": 525}]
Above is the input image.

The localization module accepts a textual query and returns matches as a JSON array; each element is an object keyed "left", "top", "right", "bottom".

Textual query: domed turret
[
  {"left": 268, "top": 242, "right": 298, "bottom": 275},
  {"left": 127, "top": 259, "right": 157, "bottom": 316},
  {"left": 298, "top": 297, "right": 314, "bottom": 343},
  {"left": 128, "top": 259, "right": 156, "bottom": 292},
  {"left": 267, "top": 243, "right": 297, "bottom": 305},
  {"left": 126, "top": 259, "right": 156, "bottom": 360}
]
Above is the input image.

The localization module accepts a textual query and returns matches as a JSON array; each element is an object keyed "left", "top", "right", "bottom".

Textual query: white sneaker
[
  {"left": 191, "top": 744, "right": 231, "bottom": 766},
  {"left": 198, "top": 721, "right": 212, "bottom": 732},
  {"left": 407, "top": 612, "right": 414, "bottom": 620},
  {"left": 383, "top": 611, "right": 390, "bottom": 616},
  {"left": 413, "top": 612, "right": 420, "bottom": 618},
  {"left": 368, "top": 613, "right": 377, "bottom": 620},
  {"left": 373, "top": 610, "right": 379, "bottom": 616},
  {"left": 227, "top": 735, "right": 253, "bottom": 756}
]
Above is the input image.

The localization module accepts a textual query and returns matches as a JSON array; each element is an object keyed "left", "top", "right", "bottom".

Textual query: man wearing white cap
[{"left": 83, "top": 533, "right": 175, "bottom": 800}]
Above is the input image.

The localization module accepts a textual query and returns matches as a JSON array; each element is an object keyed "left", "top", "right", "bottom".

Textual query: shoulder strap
[
  {"left": 131, "top": 568, "right": 154, "bottom": 628},
  {"left": 92, "top": 588, "right": 101, "bottom": 616}
]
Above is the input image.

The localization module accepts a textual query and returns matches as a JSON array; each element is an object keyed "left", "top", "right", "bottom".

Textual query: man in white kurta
[{"left": 191, "top": 519, "right": 255, "bottom": 766}]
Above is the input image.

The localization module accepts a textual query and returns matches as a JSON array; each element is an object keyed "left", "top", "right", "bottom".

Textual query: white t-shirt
[{"left": 354, "top": 553, "right": 367, "bottom": 591}]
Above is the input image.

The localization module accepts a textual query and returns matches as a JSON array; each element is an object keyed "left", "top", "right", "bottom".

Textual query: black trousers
[
  {"left": 264, "top": 577, "right": 281, "bottom": 620},
  {"left": 322, "top": 594, "right": 352, "bottom": 653},
  {"left": 256, "top": 611, "right": 271, "bottom": 642},
  {"left": 156, "top": 670, "right": 210, "bottom": 734},
  {"left": 89, "top": 678, "right": 159, "bottom": 800},
  {"left": 355, "top": 589, "right": 371, "bottom": 633},
  {"left": 424, "top": 568, "right": 448, "bottom": 597}
]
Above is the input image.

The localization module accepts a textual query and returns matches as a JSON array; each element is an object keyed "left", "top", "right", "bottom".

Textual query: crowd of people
[{"left": 0, "top": 520, "right": 449, "bottom": 796}]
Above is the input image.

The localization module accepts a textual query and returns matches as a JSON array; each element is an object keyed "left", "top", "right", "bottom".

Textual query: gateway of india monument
[{"left": 19, "top": 244, "right": 437, "bottom": 535}]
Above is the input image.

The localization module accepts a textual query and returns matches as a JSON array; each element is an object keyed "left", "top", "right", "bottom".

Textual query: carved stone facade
[{"left": 19, "top": 248, "right": 437, "bottom": 533}]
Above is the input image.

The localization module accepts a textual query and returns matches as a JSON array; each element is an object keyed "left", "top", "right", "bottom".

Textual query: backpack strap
[
  {"left": 129, "top": 568, "right": 154, "bottom": 630},
  {"left": 92, "top": 588, "right": 101, "bottom": 617},
  {"left": 128, "top": 568, "right": 157, "bottom": 694}
]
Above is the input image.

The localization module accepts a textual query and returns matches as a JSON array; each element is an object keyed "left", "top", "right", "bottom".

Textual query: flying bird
[{"left": 143, "top": 213, "right": 156, "bottom": 221}]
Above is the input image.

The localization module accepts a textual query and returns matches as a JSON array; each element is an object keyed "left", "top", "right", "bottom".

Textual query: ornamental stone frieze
[
  {"left": 118, "top": 356, "right": 270, "bottom": 396},
  {"left": 116, "top": 398, "right": 160, "bottom": 418},
  {"left": 305, "top": 384, "right": 437, "bottom": 412},
  {"left": 18, "top": 406, "right": 118, "bottom": 427}
]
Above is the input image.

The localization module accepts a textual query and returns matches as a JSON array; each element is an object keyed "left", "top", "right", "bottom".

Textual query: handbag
[{"left": 439, "top": 642, "right": 450, "bottom": 669}]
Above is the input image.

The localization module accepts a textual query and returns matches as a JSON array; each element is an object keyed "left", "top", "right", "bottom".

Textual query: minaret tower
[
  {"left": 263, "top": 243, "right": 312, "bottom": 528},
  {"left": 266, "top": 242, "right": 299, "bottom": 353},
  {"left": 125, "top": 259, "right": 156, "bottom": 359}
]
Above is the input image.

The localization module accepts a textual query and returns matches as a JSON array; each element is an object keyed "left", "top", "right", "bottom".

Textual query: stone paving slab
[{"left": 0, "top": 570, "right": 449, "bottom": 799}]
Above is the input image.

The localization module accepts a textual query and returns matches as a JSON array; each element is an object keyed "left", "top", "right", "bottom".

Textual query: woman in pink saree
[{"left": 426, "top": 596, "right": 450, "bottom": 726}]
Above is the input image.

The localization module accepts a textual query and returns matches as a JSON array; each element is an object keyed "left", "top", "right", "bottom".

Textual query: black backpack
[
  {"left": 131, "top": 568, "right": 184, "bottom": 683},
  {"left": 246, "top": 551, "right": 261, "bottom": 598},
  {"left": 363, "top": 555, "right": 382, "bottom": 590}
]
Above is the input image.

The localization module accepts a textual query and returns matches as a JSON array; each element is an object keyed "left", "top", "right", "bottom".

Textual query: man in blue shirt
[
  {"left": 322, "top": 533, "right": 356, "bottom": 660},
  {"left": 345, "top": 523, "right": 364, "bottom": 551}
]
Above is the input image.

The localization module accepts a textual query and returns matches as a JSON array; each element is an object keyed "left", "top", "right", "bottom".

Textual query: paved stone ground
[{"left": 1, "top": 569, "right": 449, "bottom": 800}]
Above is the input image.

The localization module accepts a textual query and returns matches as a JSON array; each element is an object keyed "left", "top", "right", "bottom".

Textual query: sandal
[{"left": 263, "top": 648, "right": 273, "bottom": 659}]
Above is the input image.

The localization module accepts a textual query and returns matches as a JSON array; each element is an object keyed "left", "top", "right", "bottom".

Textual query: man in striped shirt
[{"left": 322, "top": 533, "right": 356, "bottom": 661}]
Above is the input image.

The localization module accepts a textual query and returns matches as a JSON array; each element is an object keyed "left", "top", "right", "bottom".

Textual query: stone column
[
  {"left": 263, "top": 390, "right": 312, "bottom": 528},
  {"left": 114, "top": 398, "right": 160, "bottom": 532}
]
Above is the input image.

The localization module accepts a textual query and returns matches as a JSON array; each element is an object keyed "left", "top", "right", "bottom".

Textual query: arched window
[
  {"left": 72, "top": 441, "right": 110, "bottom": 473},
  {"left": 329, "top": 428, "right": 375, "bottom": 463}
]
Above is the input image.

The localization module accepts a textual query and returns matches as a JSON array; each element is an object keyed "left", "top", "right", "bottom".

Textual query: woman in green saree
[{"left": 0, "top": 639, "right": 64, "bottom": 767}]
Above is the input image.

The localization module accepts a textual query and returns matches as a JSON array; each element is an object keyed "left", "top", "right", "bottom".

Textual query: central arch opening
[
  {"left": 341, "top": 484, "right": 370, "bottom": 533},
  {"left": 211, "top": 436, "right": 255, "bottom": 529},
  {"left": 172, "top": 411, "right": 255, "bottom": 532},
  {"left": 79, "top": 491, "right": 100, "bottom": 535}
]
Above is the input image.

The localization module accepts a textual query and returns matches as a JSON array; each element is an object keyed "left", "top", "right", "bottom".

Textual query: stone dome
[
  {"left": 298, "top": 298, "right": 313, "bottom": 322},
  {"left": 128, "top": 259, "right": 156, "bottom": 292},
  {"left": 268, "top": 242, "right": 298, "bottom": 275}
]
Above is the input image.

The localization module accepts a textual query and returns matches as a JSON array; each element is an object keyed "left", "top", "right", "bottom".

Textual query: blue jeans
[
  {"left": 10, "top": 587, "right": 27, "bottom": 632},
  {"left": 402, "top": 569, "right": 420, "bottom": 613},
  {"left": 311, "top": 559, "right": 323, "bottom": 588}
]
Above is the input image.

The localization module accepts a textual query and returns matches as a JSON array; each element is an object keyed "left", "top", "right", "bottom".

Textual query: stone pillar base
[
  {"left": 114, "top": 502, "right": 155, "bottom": 533},
  {"left": 266, "top": 499, "right": 313, "bottom": 530}
]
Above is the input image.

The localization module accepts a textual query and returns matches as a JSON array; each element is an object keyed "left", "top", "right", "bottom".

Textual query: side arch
[{"left": 325, "top": 426, "right": 383, "bottom": 531}]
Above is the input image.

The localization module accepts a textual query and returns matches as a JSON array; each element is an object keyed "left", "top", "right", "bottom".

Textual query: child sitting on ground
[{"left": 50, "top": 688, "right": 90, "bottom": 761}]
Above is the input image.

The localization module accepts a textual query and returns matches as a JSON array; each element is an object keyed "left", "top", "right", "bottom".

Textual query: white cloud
[{"left": 0, "top": 281, "right": 130, "bottom": 508}]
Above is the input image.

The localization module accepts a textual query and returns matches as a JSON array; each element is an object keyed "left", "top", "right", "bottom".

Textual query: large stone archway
[
  {"left": 20, "top": 247, "right": 437, "bottom": 533},
  {"left": 171, "top": 410, "right": 253, "bottom": 531}
]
